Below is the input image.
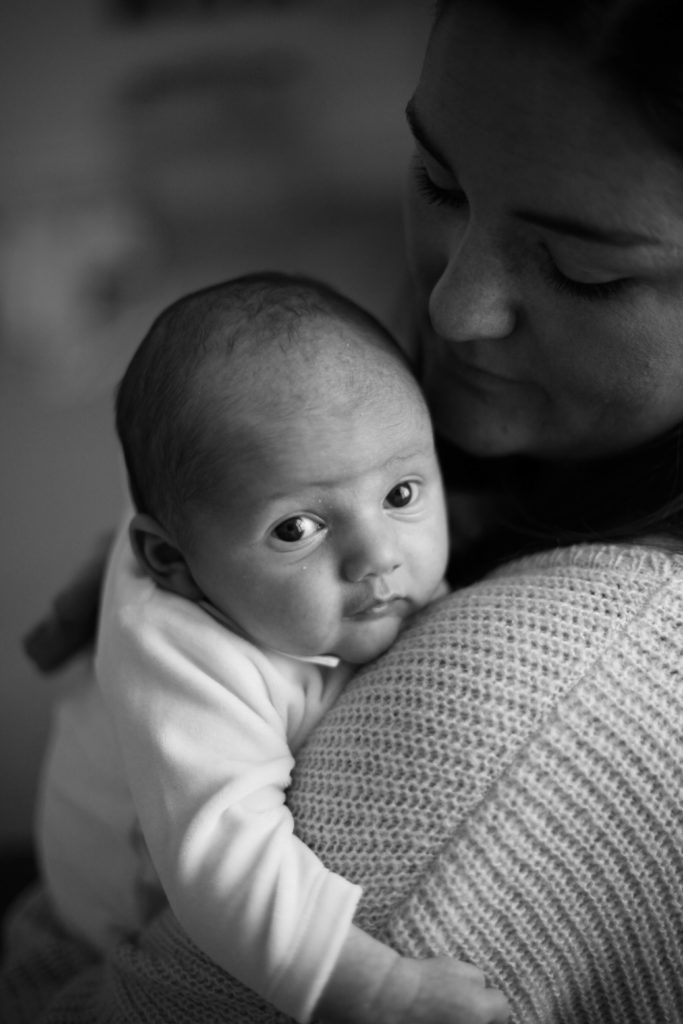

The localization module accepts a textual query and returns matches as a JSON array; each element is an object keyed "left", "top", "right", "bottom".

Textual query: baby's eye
[
  {"left": 271, "top": 515, "right": 324, "bottom": 544},
  {"left": 384, "top": 482, "right": 417, "bottom": 509}
]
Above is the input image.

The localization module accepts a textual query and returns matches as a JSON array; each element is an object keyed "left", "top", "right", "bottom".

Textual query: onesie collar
[{"left": 198, "top": 599, "right": 341, "bottom": 668}]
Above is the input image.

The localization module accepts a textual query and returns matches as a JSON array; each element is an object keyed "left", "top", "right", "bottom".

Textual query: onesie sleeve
[{"left": 95, "top": 528, "right": 361, "bottom": 1023}]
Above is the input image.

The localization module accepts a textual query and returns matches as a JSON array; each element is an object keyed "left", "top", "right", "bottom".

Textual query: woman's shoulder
[
  {"left": 436, "top": 539, "right": 683, "bottom": 673},
  {"left": 487, "top": 537, "right": 683, "bottom": 583},
  {"left": 291, "top": 538, "right": 683, "bottom": 957},
  {"left": 395, "top": 538, "right": 683, "bottom": 735}
]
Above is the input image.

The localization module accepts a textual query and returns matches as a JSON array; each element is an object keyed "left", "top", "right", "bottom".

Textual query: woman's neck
[{"left": 437, "top": 426, "right": 683, "bottom": 583}]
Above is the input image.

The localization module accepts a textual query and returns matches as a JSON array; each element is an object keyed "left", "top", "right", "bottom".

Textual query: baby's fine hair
[{"left": 116, "top": 271, "right": 404, "bottom": 543}]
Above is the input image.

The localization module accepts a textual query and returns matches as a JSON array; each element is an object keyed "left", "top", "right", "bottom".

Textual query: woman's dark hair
[
  {"left": 435, "top": 0, "right": 683, "bottom": 159},
  {"left": 432, "top": 0, "right": 683, "bottom": 580}
]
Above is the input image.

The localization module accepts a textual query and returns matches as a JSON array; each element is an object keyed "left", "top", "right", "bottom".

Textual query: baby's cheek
[{"left": 270, "top": 575, "right": 339, "bottom": 653}]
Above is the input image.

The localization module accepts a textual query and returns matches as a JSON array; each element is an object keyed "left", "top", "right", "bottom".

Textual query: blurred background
[{"left": 0, "top": 0, "right": 432, "bottom": 903}]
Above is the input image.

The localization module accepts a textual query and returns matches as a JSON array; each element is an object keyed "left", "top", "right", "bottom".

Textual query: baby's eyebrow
[
  {"left": 405, "top": 98, "right": 452, "bottom": 170},
  {"left": 382, "top": 441, "right": 435, "bottom": 470}
]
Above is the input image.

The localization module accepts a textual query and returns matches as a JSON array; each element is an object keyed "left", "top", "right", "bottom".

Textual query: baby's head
[{"left": 117, "top": 272, "right": 448, "bottom": 664}]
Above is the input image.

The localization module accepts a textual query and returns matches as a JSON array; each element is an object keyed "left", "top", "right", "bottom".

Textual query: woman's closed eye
[
  {"left": 541, "top": 253, "right": 630, "bottom": 301},
  {"left": 412, "top": 156, "right": 467, "bottom": 210}
]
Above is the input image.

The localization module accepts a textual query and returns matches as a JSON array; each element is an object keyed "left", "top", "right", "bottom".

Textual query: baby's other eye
[
  {"left": 271, "top": 515, "right": 324, "bottom": 544},
  {"left": 385, "top": 482, "right": 417, "bottom": 509}
]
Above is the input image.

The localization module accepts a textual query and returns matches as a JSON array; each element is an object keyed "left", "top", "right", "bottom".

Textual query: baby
[{"left": 37, "top": 272, "right": 504, "bottom": 1024}]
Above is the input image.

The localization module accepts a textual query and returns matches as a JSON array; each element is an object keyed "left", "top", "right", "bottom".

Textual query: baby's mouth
[{"left": 345, "top": 590, "right": 410, "bottom": 620}]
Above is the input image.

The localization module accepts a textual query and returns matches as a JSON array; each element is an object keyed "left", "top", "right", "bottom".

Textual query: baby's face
[{"left": 182, "top": 358, "right": 448, "bottom": 664}]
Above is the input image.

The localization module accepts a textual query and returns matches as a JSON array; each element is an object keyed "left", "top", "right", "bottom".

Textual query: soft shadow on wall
[{"left": 0, "top": 0, "right": 432, "bottom": 888}]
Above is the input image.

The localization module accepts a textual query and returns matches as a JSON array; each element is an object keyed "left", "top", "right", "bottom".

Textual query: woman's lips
[
  {"left": 440, "top": 351, "right": 516, "bottom": 388},
  {"left": 420, "top": 328, "right": 519, "bottom": 388}
]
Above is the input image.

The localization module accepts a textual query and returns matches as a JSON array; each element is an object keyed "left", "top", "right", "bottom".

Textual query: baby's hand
[
  {"left": 316, "top": 926, "right": 509, "bottom": 1024},
  {"left": 371, "top": 955, "right": 510, "bottom": 1024}
]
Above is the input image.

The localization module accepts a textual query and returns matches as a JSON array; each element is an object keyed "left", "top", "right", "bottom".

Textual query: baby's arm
[
  {"left": 318, "top": 926, "right": 510, "bottom": 1024},
  {"left": 95, "top": 528, "right": 359, "bottom": 1020}
]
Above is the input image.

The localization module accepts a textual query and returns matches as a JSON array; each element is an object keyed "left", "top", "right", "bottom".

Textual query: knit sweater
[{"left": 2, "top": 541, "right": 683, "bottom": 1023}]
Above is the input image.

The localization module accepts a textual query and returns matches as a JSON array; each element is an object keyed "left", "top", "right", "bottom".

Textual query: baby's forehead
[
  {"left": 202, "top": 317, "right": 430, "bottom": 441},
  {"left": 194, "top": 311, "right": 429, "bottom": 464},
  {"left": 205, "top": 369, "right": 435, "bottom": 519},
  {"left": 234, "top": 313, "right": 416, "bottom": 392}
]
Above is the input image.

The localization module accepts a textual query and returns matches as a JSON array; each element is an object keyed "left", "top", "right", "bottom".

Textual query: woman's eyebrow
[
  {"left": 515, "top": 208, "right": 662, "bottom": 248},
  {"left": 406, "top": 98, "right": 664, "bottom": 250},
  {"left": 405, "top": 99, "right": 452, "bottom": 169}
]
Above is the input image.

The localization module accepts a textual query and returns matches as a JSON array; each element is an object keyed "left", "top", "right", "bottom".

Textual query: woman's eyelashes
[
  {"left": 412, "top": 154, "right": 632, "bottom": 303},
  {"left": 540, "top": 252, "right": 630, "bottom": 302},
  {"left": 412, "top": 158, "right": 466, "bottom": 209}
]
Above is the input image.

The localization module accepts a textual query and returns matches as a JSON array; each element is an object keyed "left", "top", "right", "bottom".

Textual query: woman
[{"left": 4, "top": 1, "right": 683, "bottom": 1021}]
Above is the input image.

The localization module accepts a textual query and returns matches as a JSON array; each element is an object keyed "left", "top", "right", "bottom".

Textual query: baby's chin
[{"left": 331, "top": 618, "right": 405, "bottom": 666}]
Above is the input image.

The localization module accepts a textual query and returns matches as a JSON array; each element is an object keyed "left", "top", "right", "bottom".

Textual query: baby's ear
[{"left": 129, "top": 513, "right": 203, "bottom": 601}]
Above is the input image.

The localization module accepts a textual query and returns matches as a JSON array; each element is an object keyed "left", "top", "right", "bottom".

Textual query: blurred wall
[{"left": 0, "top": 1, "right": 432, "bottom": 853}]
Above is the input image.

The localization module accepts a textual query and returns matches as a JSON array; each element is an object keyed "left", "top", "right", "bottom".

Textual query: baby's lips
[{"left": 344, "top": 591, "right": 408, "bottom": 618}]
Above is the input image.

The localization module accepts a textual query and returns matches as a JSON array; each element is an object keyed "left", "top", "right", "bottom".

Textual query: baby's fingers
[
  {"left": 470, "top": 984, "right": 510, "bottom": 1024},
  {"left": 406, "top": 956, "right": 510, "bottom": 1024}
]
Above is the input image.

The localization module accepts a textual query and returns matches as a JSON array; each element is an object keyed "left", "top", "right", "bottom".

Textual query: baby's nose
[{"left": 342, "top": 525, "right": 401, "bottom": 583}]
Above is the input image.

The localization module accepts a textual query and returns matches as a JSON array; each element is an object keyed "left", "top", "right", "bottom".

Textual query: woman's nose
[
  {"left": 428, "top": 230, "right": 517, "bottom": 343},
  {"left": 342, "top": 523, "right": 402, "bottom": 584}
]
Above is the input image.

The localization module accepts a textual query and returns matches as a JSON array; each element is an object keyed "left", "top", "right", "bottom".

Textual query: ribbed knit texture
[{"left": 2, "top": 542, "right": 683, "bottom": 1022}]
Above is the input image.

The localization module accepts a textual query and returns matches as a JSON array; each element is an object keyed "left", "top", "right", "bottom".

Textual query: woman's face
[{"left": 405, "top": 3, "right": 683, "bottom": 459}]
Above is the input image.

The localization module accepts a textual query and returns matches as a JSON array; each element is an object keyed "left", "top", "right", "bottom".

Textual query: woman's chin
[
  {"left": 435, "top": 413, "right": 533, "bottom": 460},
  {"left": 425, "top": 376, "right": 539, "bottom": 459}
]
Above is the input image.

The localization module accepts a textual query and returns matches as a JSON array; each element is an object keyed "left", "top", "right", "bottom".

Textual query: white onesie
[{"left": 37, "top": 520, "right": 361, "bottom": 1023}]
